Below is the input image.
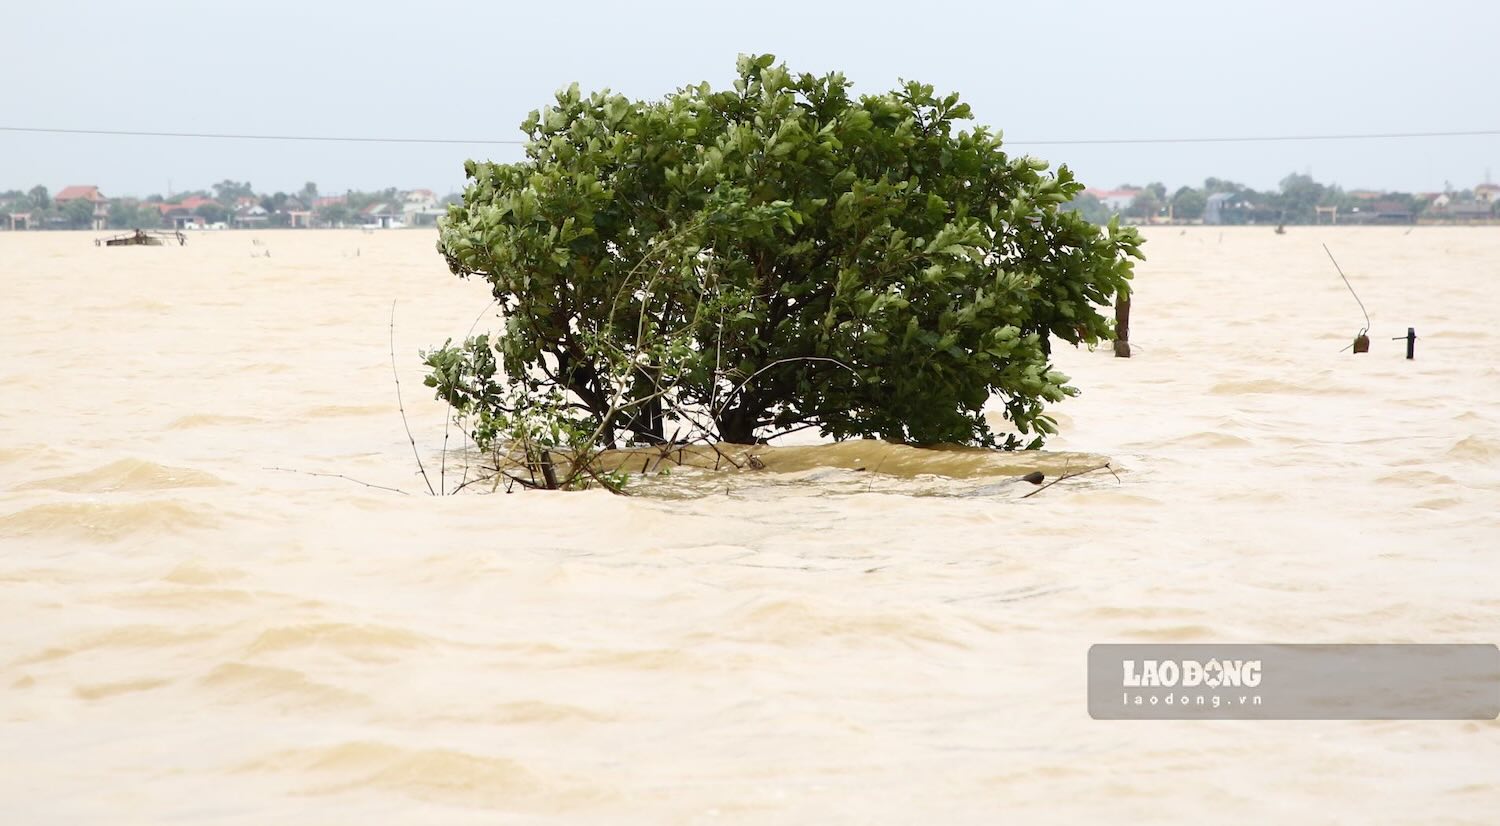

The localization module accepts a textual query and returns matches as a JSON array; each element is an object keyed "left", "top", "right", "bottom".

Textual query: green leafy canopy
[{"left": 431, "top": 54, "right": 1142, "bottom": 452}]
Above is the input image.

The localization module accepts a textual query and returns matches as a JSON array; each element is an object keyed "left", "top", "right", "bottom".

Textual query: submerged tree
[{"left": 429, "top": 54, "right": 1140, "bottom": 478}]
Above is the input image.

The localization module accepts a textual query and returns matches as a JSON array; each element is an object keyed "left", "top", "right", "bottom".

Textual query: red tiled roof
[
  {"left": 55, "top": 185, "right": 106, "bottom": 203},
  {"left": 159, "top": 196, "right": 217, "bottom": 211},
  {"left": 156, "top": 199, "right": 214, "bottom": 215}
]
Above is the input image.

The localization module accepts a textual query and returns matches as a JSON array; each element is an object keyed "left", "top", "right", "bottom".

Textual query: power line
[
  {"left": 2, "top": 124, "right": 1498, "bottom": 147},
  {"left": 0, "top": 126, "right": 524, "bottom": 145},
  {"left": 1013, "top": 129, "right": 1500, "bottom": 146}
]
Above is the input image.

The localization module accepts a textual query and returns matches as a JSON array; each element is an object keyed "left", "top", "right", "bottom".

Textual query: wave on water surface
[
  {"left": 237, "top": 741, "right": 608, "bottom": 810},
  {"left": 0, "top": 500, "right": 220, "bottom": 542},
  {"left": 16, "top": 458, "right": 225, "bottom": 493}
]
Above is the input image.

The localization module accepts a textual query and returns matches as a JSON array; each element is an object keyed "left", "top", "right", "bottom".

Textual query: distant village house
[
  {"left": 401, "top": 188, "right": 445, "bottom": 227},
  {"left": 360, "top": 202, "right": 405, "bottom": 229},
  {"left": 54, "top": 185, "right": 111, "bottom": 231},
  {"left": 156, "top": 195, "right": 219, "bottom": 230},
  {"left": 1084, "top": 188, "right": 1141, "bottom": 213}
]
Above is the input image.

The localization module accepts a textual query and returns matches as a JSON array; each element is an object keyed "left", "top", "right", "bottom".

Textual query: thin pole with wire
[{"left": 1323, "top": 243, "right": 1370, "bottom": 336}]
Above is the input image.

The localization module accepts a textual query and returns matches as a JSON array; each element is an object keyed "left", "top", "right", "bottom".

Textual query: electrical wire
[
  {"left": 1323, "top": 243, "right": 1371, "bottom": 336},
  {"left": 1014, "top": 128, "right": 1500, "bottom": 146},
  {"left": 2, "top": 125, "right": 1498, "bottom": 147},
  {"left": 0, "top": 126, "right": 523, "bottom": 145}
]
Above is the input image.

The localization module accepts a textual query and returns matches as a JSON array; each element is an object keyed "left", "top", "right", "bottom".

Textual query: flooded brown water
[{"left": 2, "top": 227, "right": 1498, "bottom": 823}]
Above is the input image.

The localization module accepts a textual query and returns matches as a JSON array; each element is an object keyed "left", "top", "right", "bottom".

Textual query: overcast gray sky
[{"left": 5, "top": 1, "right": 1497, "bottom": 197}]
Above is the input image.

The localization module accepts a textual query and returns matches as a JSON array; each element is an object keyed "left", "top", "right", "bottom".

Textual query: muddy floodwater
[{"left": 2, "top": 227, "right": 1498, "bottom": 823}]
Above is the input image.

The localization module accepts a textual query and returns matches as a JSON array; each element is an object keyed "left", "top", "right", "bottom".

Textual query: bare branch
[
  {"left": 390, "top": 300, "right": 437, "bottom": 496},
  {"left": 264, "top": 466, "right": 410, "bottom": 496},
  {"left": 1020, "top": 463, "right": 1116, "bottom": 499},
  {"left": 716, "top": 356, "right": 860, "bottom": 418}
]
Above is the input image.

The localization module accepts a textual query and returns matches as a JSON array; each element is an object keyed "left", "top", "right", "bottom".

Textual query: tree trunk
[
  {"left": 716, "top": 407, "right": 759, "bottom": 445},
  {"left": 632, "top": 395, "right": 666, "bottom": 444},
  {"left": 537, "top": 449, "right": 559, "bottom": 490},
  {"left": 1113, "top": 294, "right": 1132, "bottom": 358}
]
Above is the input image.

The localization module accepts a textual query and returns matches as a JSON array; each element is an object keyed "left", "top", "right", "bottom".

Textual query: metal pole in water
[{"left": 1391, "top": 327, "right": 1416, "bottom": 359}]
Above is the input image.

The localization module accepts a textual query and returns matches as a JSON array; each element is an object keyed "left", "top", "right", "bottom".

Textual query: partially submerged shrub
[{"left": 427, "top": 54, "right": 1142, "bottom": 490}]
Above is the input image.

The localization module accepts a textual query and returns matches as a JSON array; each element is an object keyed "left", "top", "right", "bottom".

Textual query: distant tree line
[
  {"left": 7, "top": 170, "right": 1488, "bottom": 230},
  {"left": 0, "top": 180, "right": 462, "bottom": 230},
  {"left": 0, "top": 185, "right": 97, "bottom": 229},
  {"left": 1063, "top": 172, "right": 1491, "bottom": 225}
]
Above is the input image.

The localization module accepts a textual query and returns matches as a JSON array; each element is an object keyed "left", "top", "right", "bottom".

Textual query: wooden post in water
[
  {"left": 1113, "top": 293, "right": 1132, "bottom": 358},
  {"left": 538, "top": 449, "right": 560, "bottom": 489}
]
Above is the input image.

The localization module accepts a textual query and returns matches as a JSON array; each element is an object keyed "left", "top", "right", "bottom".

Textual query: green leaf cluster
[{"left": 435, "top": 55, "right": 1141, "bottom": 449}]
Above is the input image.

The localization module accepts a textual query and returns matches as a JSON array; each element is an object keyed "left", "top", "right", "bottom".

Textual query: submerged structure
[{"left": 95, "top": 229, "right": 187, "bottom": 247}]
